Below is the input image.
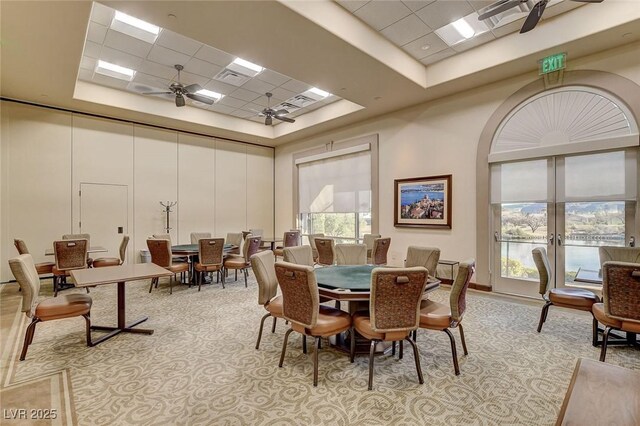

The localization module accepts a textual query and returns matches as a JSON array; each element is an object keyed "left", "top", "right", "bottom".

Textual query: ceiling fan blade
[
  {"left": 186, "top": 93, "right": 215, "bottom": 105},
  {"left": 478, "top": 0, "right": 523, "bottom": 20},
  {"left": 275, "top": 109, "right": 290, "bottom": 115},
  {"left": 175, "top": 94, "right": 186, "bottom": 107},
  {"left": 275, "top": 115, "right": 295, "bottom": 123},
  {"left": 265, "top": 116, "right": 272, "bottom": 126},
  {"left": 183, "top": 83, "right": 203, "bottom": 93},
  {"left": 520, "top": 0, "right": 547, "bottom": 34},
  {"left": 142, "top": 91, "right": 173, "bottom": 95}
]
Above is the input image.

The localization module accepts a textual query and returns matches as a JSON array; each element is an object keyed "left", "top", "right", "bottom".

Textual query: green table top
[
  {"left": 315, "top": 265, "right": 376, "bottom": 292},
  {"left": 171, "top": 243, "right": 234, "bottom": 253}
]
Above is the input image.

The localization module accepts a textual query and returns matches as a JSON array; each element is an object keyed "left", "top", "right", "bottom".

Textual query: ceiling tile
[
  {"left": 83, "top": 41, "right": 102, "bottom": 59},
  {"left": 230, "top": 109, "right": 255, "bottom": 118},
  {"left": 336, "top": 1, "right": 370, "bottom": 13},
  {"left": 271, "top": 87, "right": 297, "bottom": 101},
  {"left": 252, "top": 94, "right": 284, "bottom": 107},
  {"left": 203, "top": 80, "right": 237, "bottom": 95},
  {"left": 208, "top": 104, "right": 237, "bottom": 114},
  {"left": 229, "top": 88, "right": 261, "bottom": 102},
  {"left": 354, "top": 1, "right": 412, "bottom": 31},
  {"left": 91, "top": 73, "right": 130, "bottom": 89},
  {"left": 415, "top": 0, "right": 474, "bottom": 29},
  {"left": 147, "top": 45, "right": 192, "bottom": 68},
  {"left": 194, "top": 45, "right": 235, "bottom": 67},
  {"left": 87, "top": 22, "right": 108, "bottom": 44},
  {"left": 401, "top": 0, "right": 436, "bottom": 13},
  {"left": 452, "top": 30, "right": 495, "bottom": 52},
  {"left": 175, "top": 70, "right": 210, "bottom": 87},
  {"left": 132, "top": 72, "right": 170, "bottom": 90},
  {"left": 189, "top": 99, "right": 212, "bottom": 110},
  {"left": 241, "top": 78, "right": 276, "bottom": 95},
  {"left": 419, "top": 47, "right": 456, "bottom": 65},
  {"left": 104, "top": 29, "right": 153, "bottom": 58},
  {"left": 402, "top": 32, "right": 448, "bottom": 59},
  {"left": 90, "top": 2, "right": 114, "bottom": 26},
  {"left": 137, "top": 60, "right": 178, "bottom": 80},
  {"left": 80, "top": 56, "right": 97, "bottom": 71},
  {"left": 184, "top": 58, "right": 221, "bottom": 79},
  {"left": 219, "top": 96, "right": 247, "bottom": 109},
  {"left": 241, "top": 102, "right": 264, "bottom": 113},
  {"left": 99, "top": 46, "right": 143, "bottom": 69},
  {"left": 156, "top": 30, "right": 202, "bottom": 56},
  {"left": 257, "top": 69, "right": 290, "bottom": 86},
  {"left": 380, "top": 14, "right": 431, "bottom": 46},
  {"left": 280, "top": 79, "right": 311, "bottom": 94},
  {"left": 468, "top": 0, "right": 494, "bottom": 13},
  {"left": 78, "top": 68, "right": 94, "bottom": 82}
]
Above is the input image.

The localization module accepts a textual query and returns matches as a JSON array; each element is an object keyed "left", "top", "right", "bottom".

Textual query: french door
[{"left": 492, "top": 150, "right": 638, "bottom": 298}]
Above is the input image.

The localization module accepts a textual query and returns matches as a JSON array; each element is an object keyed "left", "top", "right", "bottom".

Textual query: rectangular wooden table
[
  {"left": 556, "top": 358, "right": 640, "bottom": 425},
  {"left": 70, "top": 263, "right": 172, "bottom": 346}
]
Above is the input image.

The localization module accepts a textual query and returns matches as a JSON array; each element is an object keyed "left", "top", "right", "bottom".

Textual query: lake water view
[{"left": 401, "top": 191, "right": 444, "bottom": 206}]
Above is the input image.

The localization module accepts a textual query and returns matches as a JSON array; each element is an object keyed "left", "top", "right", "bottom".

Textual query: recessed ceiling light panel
[
  {"left": 308, "top": 87, "right": 331, "bottom": 98},
  {"left": 195, "top": 89, "right": 224, "bottom": 102},
  {"left": 435, "top": 12, "right": 489, "bottom": 46},
  {"left": 228, "top": 58, "right": 264, "bottom": 77},
  {"left": 110, "top": 11, "right": 160, "bottom": 43},
  {"left": 95, "top": 60, "right": 136, "bottom": 81}
]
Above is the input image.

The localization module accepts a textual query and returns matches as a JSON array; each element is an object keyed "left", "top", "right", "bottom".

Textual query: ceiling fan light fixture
[
  {"left": 95, "top": 60, "right": 136, "bottom": 81},
  {"left": 111, "top": 11, "right": 161, "bottom": 43},
  {"left": 229, "top": 58, "right": 263, "bottom": 77},
  {"left": 195, "top": 89, "right": 224, "bottom": 101}
]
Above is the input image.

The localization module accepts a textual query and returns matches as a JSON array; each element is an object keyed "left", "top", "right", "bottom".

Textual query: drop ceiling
[{"left": 1, "top": 0, "right": 639, "bottom": 146}]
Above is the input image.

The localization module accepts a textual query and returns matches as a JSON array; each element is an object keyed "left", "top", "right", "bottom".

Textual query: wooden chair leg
[
  {"left": 444, "top": 328, "right": 460, "bottom": 375},
  {"left": 537, "top": 301, "right": 552, "bottom": 332},
  {"left": 399, "top": 339, "right": 404, "bottom": 360},
  {"left": 459, "top": 323, "right": 468, "bottom": 356},
  {"left": 302, "top": 335, "right": 307, "bottom": 354},
  {"left": 600, "top": 326, "right": 611, "bottom": 362},
  {"left": 244, "top": 269, "right": 248, "bottom": 288},
  {"left": 368, "top": 340, "right": 377, "bottom": 391},
  {"left": 279, "top": 329, "right": 294, "bottom": 367},
  {"left": 350, "top": 328, "right": 356, "bottom": 363},
  {"left": 83, "top": 314, "right": 92, "bottom": 347},
  {"left": 20, "top": 318, "right": 40, "bottom": 361},
  {"left": 313, "top": 336, "right": 321, "bottom": 387},
  {"left": 406, "top": 337, "right": 424, "bottom": 385},
  {"left": 256, "top": 313, "right": 270, "bottom": 350}
]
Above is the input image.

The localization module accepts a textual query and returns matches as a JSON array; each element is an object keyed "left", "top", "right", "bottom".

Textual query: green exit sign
[{"left": 539, "top": 53, "right": 566, "bottom": 75}]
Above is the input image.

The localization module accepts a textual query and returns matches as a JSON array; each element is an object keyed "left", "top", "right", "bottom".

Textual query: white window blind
[
  {"left": 491, "top": 159, "right": 551, "bottom": 203},
  {"left": 298, "top": 150, "right": 371, "bottom": 213},
  {"left": 557, "top": 150, "right": 637, "bottom": 202}
]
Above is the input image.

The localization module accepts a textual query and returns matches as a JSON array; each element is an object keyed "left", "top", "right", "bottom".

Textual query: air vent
[
  {"left": 274, "top": 102, "right": 300, "bottom": 112},
  {"left": 213, "top": 69, "right": 251, "bottom": 87},
  {"left": 286, "top": 94, "right": 317, "bottom": 108}
]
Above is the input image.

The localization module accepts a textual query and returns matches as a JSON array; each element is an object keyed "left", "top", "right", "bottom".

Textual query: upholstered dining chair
[
  {"left": 194, "top": 238, "right": 225, "bottom": 291},
  {"left": 14, "top": 239, "right": 55, "bottom": 276},
  {"left": 92, "top": 235, "right": 129, "bottom": 268},
  {"left": 226, "top": 232, "right": 243, "bottom": 256},
  {"left": 52, "top": 239, "right": 89, "bottom": 297},
  {"left": 283, "top": 246, "right": 315, "bottom": 267},
  {"left": 599, "top": 246, "right": 640, "bottom": 265},
  {"left": 592, "top": 261, "right": 640, "bottom": 362},
  {"left": 308, "top": 233, "right": 325, "bottom": 262},
  {"left": 417, "top": 259, "right": 475, "bottom": 376},
  {"left": 533, "top": 247, "right": 600, "bottom": 345},
  {"left": 362, "top": 234, "right": 381, "bottom": 261},
  {"left": 9, "top": 254, "right": 92, "bottom": 360},
  {"left": 405, "top": 246, "right": 440, "bottom": 277},
  {"left": 190, "top": 232, "right": 212, "bottom": 244},
  {"left": 147, "top": 239, "right": 189, "bottom": 294},
  {"left": 223, "top": 235, "right": 262, "bottom": 288},
  {"left": 63, "top": 233, "right": 93, "bottom": 267},
  {"left": 315, "top": 238, "right": 335, "bottom": 266},
  {"left": 351, "top": 267, "right": 428, "bottom": 390},
  {"left": 274, "top": 230, "right": 301, "bottom": 259},
  {"left": 371, "top": 238, "right": 391, "bottom": 265},
  {"left": 251, "top": 250, "right": 283, "bottom": 349},
  {"left": 275, "top": 261, "right": 352, "bottom": 386},
  {"left": 335, "top": 244, "right": 367, "bottom": 265},
  {"left": 152, "top": 233, "right": 187, "bottom": 262}
]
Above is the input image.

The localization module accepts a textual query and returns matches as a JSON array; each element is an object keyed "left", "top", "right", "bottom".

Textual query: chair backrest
[
  {"left": 449, "top": 259, "right": 476, "bottom": 323},
  {"left": 249, "top": 228, "right": 264, "bottom": 237},
  {"left": 371, "top": 238, "right": 391, "bottom": 265},
  {"left": 190, "top": 232, "right": 212, "bottom": 244},
  {"left": 363, "top": 234, "right": 381, "bottom": 251},
  {"left": 283, "top": 230, "right": 300, "bottom": 248},
  {"left": 244, "top": 235, "right": 262, "bottom": 261},
  {"left": 532, "top": 247, "right": 552, "bottom": 296},
  {"left": 308, "top": 233, "right": 325, "bottom": 251},
  {"left": 147, "top": 239, "right": 172, "bottom": 268},
  {"left": 63, "top": 233, "right": 90, "bottom": 245},
  {"left": 242, "top": 231, "right": 251, "bottom": 240},
  {"left": 315, "top": 238, "right": 335, "bottom": 265},
  {"left": 53, "top": 239, "right": 88, "bottom": 271},
  {"left": 14, "top": 239, "right": 29, "bottom": 255},
  {"left": 198, "top": 238, "right": 225, "bottom": 266},
  {"left": 335, "top": 244, "right": 367, "bottom": 265},
  {"left": 152, "top": 234, "right": 172, "bottom": 246},
  {"left": 369, "top": 267, "right": 428, "bottom": 333},
  {"left": 405, "top": 246, "right": 440, "bottom": 276},
  {"left": 602, "top": 261, "right": 640, "bottom": 323},
  {"left": 8, "top": 254, "right": 40, "bottom": 317},
  {"left": 119, "top": 235, "right": 130, "bottom": 263},
  {"left": 283, "top": 246, "right": 314, "bottom": 267},
  {"left": 251, "top": 250, "right": 278, "bottom": 305},
  {"left": 274, "top": 261, "right": 318, "bottom": 328},
  {"left": 226, "top": 232, "right": 243, "bottom": 252},
  {"left": 599, "top": 246, "right": 640, "bottom": 265}
]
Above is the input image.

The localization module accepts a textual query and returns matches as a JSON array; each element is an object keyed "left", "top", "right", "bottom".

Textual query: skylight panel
[
  {"left": 110, "top": 11, "right": 160, "bottom": 43},
  {"left": 95, "top": 60, "right": 136, "bottom": 81}
]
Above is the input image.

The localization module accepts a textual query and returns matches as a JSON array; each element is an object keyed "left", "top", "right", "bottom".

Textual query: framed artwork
[{"left": 394, "top": 174, "right": 452, "bottom": 229}]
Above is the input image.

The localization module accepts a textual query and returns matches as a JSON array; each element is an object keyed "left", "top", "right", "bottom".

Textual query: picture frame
[{"left": 394, "top": 174, "right": 452, "bottom": 229}]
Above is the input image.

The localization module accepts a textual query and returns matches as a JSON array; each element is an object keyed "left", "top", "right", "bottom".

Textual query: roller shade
[{"left": 491, "top": 159, "right": 551, "bottom": 203}]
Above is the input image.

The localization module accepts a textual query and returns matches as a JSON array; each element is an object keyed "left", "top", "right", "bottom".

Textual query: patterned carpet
[{"left": 1, "top": 274, "right": 638, "bottom": 426}]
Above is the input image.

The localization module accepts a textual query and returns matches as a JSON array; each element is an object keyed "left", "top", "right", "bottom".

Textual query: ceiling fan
[
  {"left": 142, "top": 64, "right": 214, "bottom": 107},
  {"left": 478, "top": 0, "right": 603, "bottom": 34},
  {"left": 257, "top": 92, "right": 295, "bottom": 125}
]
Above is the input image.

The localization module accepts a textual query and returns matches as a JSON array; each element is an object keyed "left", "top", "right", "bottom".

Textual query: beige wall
[
  {"left": 0, "top": 102, "right": 274, "bottom": 282},
  {"left": 274, "top": 41, "right": 640, "bottom": 282}
]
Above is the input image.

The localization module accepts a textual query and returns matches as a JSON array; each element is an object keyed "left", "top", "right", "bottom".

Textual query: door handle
[
  {"left": 630, "top": 236, "right": 636, "bottom": 247},
  {"left": 494, "top": 231, "right": 499, "bottom": 242},
  {"left": 557, "top": 234, "right": 563, "bottom": 246},
  {"left": 548, "top": 234, "right": 554, "bottom": 246}
]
